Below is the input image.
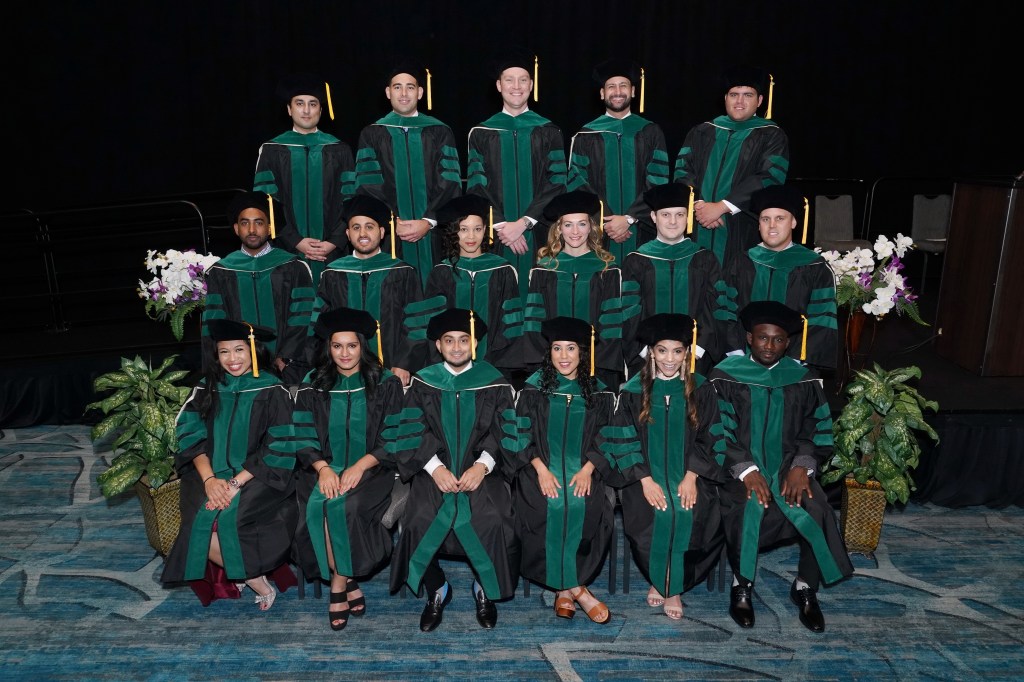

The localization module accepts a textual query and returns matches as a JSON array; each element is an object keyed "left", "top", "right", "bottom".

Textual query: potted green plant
[
  {"left": 87, "top": 354, "right": 193, "bottom": 555},
  {"left": 820, "top": 362, "right": 940, "bottom": 554}
]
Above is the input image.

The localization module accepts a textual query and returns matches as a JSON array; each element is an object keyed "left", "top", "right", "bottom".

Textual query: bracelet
[
  {"left": 203, "top": 475, "right": 215, "bottom": 483},
  {"left": 316, "top": 465, "right": 330, "bottom": 474},
  {"left": 228, "top": 477, "right": 241, "bottom": 490}
]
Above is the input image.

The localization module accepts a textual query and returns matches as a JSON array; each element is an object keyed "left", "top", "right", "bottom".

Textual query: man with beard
[
  {"left": 567, "top": 58, "right": 669, "bottom": 264},
  {"left": 202, "top": 192, "right": 314, "bottom": 384}
]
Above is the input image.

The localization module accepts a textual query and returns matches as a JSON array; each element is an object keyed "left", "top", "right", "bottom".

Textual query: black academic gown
[
  {"left": 387, "top": 362, "right": 520, "bottom": 600},
  {"left": 567, "top": 113, "right": 669, "bottom": 262},
  {"left": 673, "top": 115, "right": 790, "bottom": 266},
  {"left": 291, "top": 371, "right": 404, "bottom": 581},
  {"left": 512, "top": 372, "right": 614, "bottom": 591},
  {"left": 609, "top": 374, "right": 724, "bottom": 596},
  {"left": 708, "top": 354, "right": 853, "bottom": 586},
  {"left": 722, "top": 244, "right": 839, "bottom": 369},
  {"left": 354, "top": 112, "right": 462, "bottom": 284},
  {"left": 466, "top": 111, "right": 568, "bottom": 301},
  {"left": 161, "top": 372, "right": 297, "bottom": 584}
]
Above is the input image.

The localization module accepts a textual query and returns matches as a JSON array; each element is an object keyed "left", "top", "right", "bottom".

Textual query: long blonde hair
[
  {"left": 637, "top": 347, "right": 698, "bottom": 429},
  {"left": 535, "top": 213, "right": 615, "bottom": 270}
]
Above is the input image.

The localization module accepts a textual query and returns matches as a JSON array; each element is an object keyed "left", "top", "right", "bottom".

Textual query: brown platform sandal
[
  {"left": 554, "top": 591, "right": 576, "bottom": 619},
  {"left": 570, "top": 586, "right": 610, "bottom": 624}
]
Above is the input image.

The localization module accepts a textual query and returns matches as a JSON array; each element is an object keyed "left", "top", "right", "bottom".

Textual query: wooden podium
[{"left": 934, "top": 176, "right": 1024, "bottom": 376}]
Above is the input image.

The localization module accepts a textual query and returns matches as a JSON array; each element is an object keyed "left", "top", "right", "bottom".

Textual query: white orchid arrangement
[
  {"left": 818, "top": 234, "right": 927, "bottom": 325},
  {"left": 138, "top": 249, "right": 220, "bottom": 341}
]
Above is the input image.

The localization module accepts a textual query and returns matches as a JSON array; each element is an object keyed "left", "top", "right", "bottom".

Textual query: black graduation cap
[
  {"left": 314, "top": 307, "right": 378, "bottom": 341},
  {"left": 643, "top": 183, "right": 692, "bottom": 212},
  {"left": 739, "top": 301, "right": 803, "bottom": 335},
  {"left": 750, "top": 185, "right": 805, "bottom": 218},
  {"left": 540, "top": 316, "right": 593, "bottom": 346},
  {"left": 722, "top": 65, "right": 769, "bottom": 95},
  {"left": 426, "top": 307, "right": 488, "bottom": 341},
  {"left": 276, "top": 72, "right": 328, "bottom": 105},
  {"left": 636, "top": 313, "right": 695, "bottom": 347},
  {"left": 491, "top": 46, "right": 534, "bottom": 80},
  {"left": 436, "top": 194, "right": 492, "bottom": 227},
  {"left": 542, "top": 190, "right": 601, "bottom": 222},
  {"left": 207, "top": 319, "right": 276, "bottom": 343},
  {"left": 385, "top": 58, "right": 426, "bottom": 87},
  {"left": 341, "top": 195, "right": 391, "bottom": 228},
  {"left": 592, "top": 58, "right": 640, "bottom": 87},
  {"left": 227, "top": 191, "right": 284, "bottom": 225}
]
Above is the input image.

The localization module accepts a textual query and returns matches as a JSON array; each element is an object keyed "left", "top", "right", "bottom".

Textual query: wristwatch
[
  {"left": 625, "top": 215, "right": 636, "bottom": 225},
  {"left": 228, "top": 477, "right": 242, "bottom": 490}
]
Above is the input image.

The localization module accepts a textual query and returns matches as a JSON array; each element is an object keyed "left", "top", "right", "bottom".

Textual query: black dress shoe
[
  {"left": 729, "top": 584, "right": 755, "bottom": 628},
  {"left": 419, "top": 586, "right": 453, "bottom": 632},
  {"left": 474, "top": 588, "right": 497, "bottom": 629},
  {"left": 790, "top": 581, "right": 825, "bottom": 632}
]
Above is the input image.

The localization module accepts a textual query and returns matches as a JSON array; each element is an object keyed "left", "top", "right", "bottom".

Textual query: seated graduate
[
  {"left": 292, "top": 306, "right": 405, "bottom": 631},
  {"left": 708, "top": 301, "right": 852, "bottom": 633},
  {"left": 511, "top": 316, "right": 615, "bottom": 624},
  {"left": 386, "top": 308, "right": 520, "bottom": 632},
  {"left": 602, "top": 313, "right": 724, "bottom": 621},
  {"left": 161, "top": 319, "right": 298, "bottom": 610}
]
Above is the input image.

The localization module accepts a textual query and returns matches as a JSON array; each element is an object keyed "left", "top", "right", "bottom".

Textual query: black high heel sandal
[
  {"left": 329, "top": 588, "right": 349, "bottom": 631},
  {"left": 347, "top": 580, "right": 366, "bottom": 617}
]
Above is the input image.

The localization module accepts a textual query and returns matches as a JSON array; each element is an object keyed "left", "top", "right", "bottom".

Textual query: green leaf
[
  {"left": 90, "top": 411, "right": 129, "bottom": 441},
  {"left": 98, "top": 461, "right": 145, "bottom": 497}
]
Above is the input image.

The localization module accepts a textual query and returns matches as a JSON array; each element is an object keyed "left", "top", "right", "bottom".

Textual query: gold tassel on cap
[
  {"left": 389, "top": 213, "right": 396, "bottom": 259},
  {"left": 469, "top": 310, "right": 477, "bottom": 361},
  {"left": 325, "top": 81, "right": 335, "bottom": 120},
  {"left": 766, "top": 73, "right": 775, "bottom": 119},
  {"left": 489, "top": 205, "right": 494, "bottom": 244},
  {"left": 639, "top": 67, "right": 645, "bottom": 114},
  {"left": 247, "top": 323, "right": 259, "bottom": 378},
  {"left": 426, "top": 68, "right": 432, "bottom": 111},
  {"left": 375, "top": 320, "right": 384, "bottom": 364},
  {"left": 533, "top": 55, "right": 539, "bottom": 101},
  {"left": 801, "top": 197, "right": 809, "bottom": 245},
  {"left": 267, "top": 194, "right": 276, "bottom": 240},
  {"left": 589, "top": 325, "right": 595, "bottom": 377},
  {"left": 690, "top": 319, "right": 698, "bottom": 374},
  {"left": 800, "top": 314, "right": 808, "bottom": 361},
  {"left": 686, "top": 187, "right": 694, "bottom": 234},
  {"left": 598, "top": 199, "right": 604, "bottom": 237}
]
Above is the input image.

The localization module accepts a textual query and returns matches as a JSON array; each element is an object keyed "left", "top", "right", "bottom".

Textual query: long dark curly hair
[
  {"left": 308, "top": 331, "right": 384, "bottom": 399},
  {"left": 196, "top": 340, "right": 277, "bottom": 419},
  {"left": 637, "top": 350, "right": 698, "bottom": 429},
  {"left": 539, "top": 344, "right": 597, "bottom": 408},
  {"left": 440, "top": 214, "right": 492, "bottom": 273}
]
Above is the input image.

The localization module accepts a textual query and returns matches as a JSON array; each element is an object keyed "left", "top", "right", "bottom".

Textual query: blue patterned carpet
[{"left": 1, "top": 426, "right": 1022, "bottom": 681}]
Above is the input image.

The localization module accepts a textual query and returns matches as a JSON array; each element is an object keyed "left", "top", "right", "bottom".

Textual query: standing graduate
[
  {"left": 511, "top": 316, "right": 614, "bottom": 624},
  {"left": 387, "top": 308, "right": 520, "bottom": 632},
  {"left": 423, "top": 194, "right": 524, "bottom": 376},
  {"left": 292, "top": 307, "right": 405, "bottom": 631},
  {"left": 603, "top": 313, "right": 724, "bottom": 621},
  {"left": 161, "top": 320, "right": 298, "bottom": 610}
]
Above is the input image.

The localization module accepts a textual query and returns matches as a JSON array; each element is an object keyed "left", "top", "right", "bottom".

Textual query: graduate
[
  {"left": 292, "top": 307, "right": 405, "bottom": 631},
  {"left": 604, "top": 313, "right": 724, "bottom": 621},
  {"left": 423, "top": 194, "right": 524, "bottom": 376},
  {"left": 312, "top": 194, "right": 428, "bottom": 387},
  {"left": 387, "top": 308, "right": 520, "bottom": 632},
  {"left": 721, "top": 184, "right": 839, "bottom": 369},
  {"left": 708, "top": 301, "right": 852, "bottom": 632},
  {"left": 161, "top": 319, "right": 298, "bottom": 609},
  {"left": 511, "top": 316, "right": 615, "bottom": 624},
  {"left": 203, "top": 191, "right": 315, "bottom": 384}
]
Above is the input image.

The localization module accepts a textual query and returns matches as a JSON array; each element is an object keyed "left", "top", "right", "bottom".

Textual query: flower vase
[{"left": 845, "top": 309, "right": 876, "bottom": 360}]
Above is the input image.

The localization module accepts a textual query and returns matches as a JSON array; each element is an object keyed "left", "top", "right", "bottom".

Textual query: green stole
[
  {"left": 326, "top": 252, "right": 406, "bottom": 359},
  {"left": 715, "top": 355, "right": 845, "bottom": 584},
  {"left": 184, "top": 372, "right": 281, "bottom": 580},
  {"left": 698, "top": 116, "right": 777, "bottom": 263},
  {"left": 747, "top": 244, "right": 819, "bottom": 302},
  {"left": 526, "top": 372, "right": 588, "bottom": 587},
  {"left": 213, "top": 249, "right": 298, "bottom": 356},
  {"left": 634, "top": 239, "right": 701, "bottom": 314},
  {"left": 406, "top": 362, "right": 506, "bottom": 597},
  {"left": 444, "top": 253, "right": 507, "bottom": 358},
  {"left": 535, "top": 251, "right": 610, "bottom": 322}
]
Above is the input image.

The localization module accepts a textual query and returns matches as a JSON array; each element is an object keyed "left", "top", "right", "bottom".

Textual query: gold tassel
[
  {"left": 686, "top": 187, "right": 694, "bottom": 234},
  {"left": 533, "top": 55, "right": 539, "bottom": 101},
  {"left": 598, "top": 199, "right": 604, "bottom": 237},
  {"left": 801, "top": 196, "right": 809, "bottom": 245},
  {"left": 690, "top": 319, "right": 698, "bottom": 374},
  {"left": 325, "top": 81, "right": 335, "bottom": 121},
  {"left": 426, "top": 68, "right": 432, "bottom": 111},
  {"left": 766, "top": 73, "right": 775, "bottom": 119},
  {"left": 589, "top": 325, "right": 595, "bottom": 377},
  {"left": 389, "top": 213, "right": 396, "bottom": 259},
  {"left": 800, "top": 314, "right": 808, "bottom": 361},
  {"left": 469, "top": 310, "right": 477, "bottom": 361},
  {"left": 489, "top": 204, "right": 494, "bottom": 244},
  {"left": 376, "top": 320, "right": 384, "bottom": 364},
  {"left": 247, "top": 323, "right": 259, "bottom": 377},
  {"left": 639, "top": 67, "right": 645, "bottom": 114},
  {"left": 267, "top": 194, "right": 276, "bottom": 240}
]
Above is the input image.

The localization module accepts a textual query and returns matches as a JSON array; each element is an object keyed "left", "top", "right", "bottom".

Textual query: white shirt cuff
[
  {"left": 424, "top": 455, "right": 445, "bottom": 475},
  {"left": 738, "top": 465, "right": 760, "bottom": 480},
  {"left": 475, "top": 451, "right": 495, "bottom": 475},
  {"left": 723, "top": 199, "right": 740, "bottom": 215}
]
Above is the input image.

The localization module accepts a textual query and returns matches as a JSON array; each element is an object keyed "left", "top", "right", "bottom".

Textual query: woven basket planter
[
  {"left": 840, "top": 477, "right": 887, "bottom": 556},
  {"left": 134, "top": 476, "right": 182, "bottom": 557}
]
